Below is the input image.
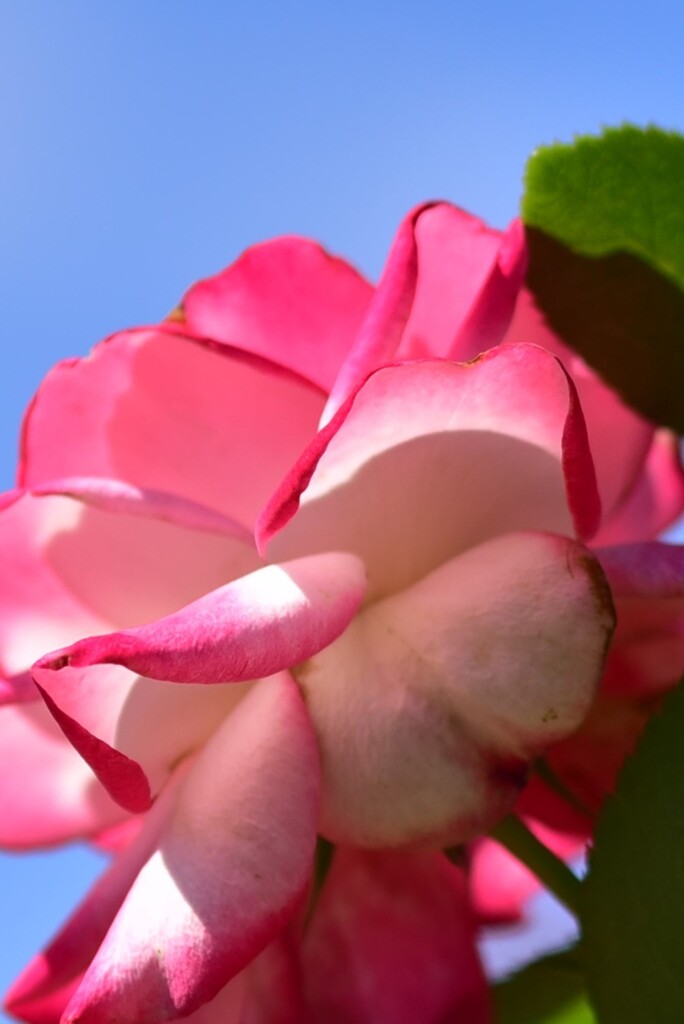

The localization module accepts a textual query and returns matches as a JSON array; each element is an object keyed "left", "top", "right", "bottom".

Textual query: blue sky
[{"left": 1, "top": 1, "right": 683, "bottom": 1016}]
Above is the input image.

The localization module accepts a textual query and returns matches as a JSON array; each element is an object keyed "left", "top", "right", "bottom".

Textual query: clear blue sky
[{"left": 1, "top": 1, "right": 683, "bottom": 1015}]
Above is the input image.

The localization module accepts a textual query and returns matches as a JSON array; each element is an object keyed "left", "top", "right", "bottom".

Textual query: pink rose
[{"left": 1, "top": 203, "right": 681, "bottom": 1023}]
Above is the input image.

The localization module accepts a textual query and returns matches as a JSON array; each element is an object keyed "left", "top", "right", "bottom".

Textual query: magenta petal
[
  {"left": 304, "top": 849, "right": 490, "bottom": 1024},
  {"left": 0, "top": 701, "right": 125, "bottom": 847},
  {"left": 36, "top": 551, "right": 365, "bottom": 684},
  {"left": 32, "top": 553, "right": 364, "bottom": 811},
  {"left": 448, "top": 217, "right": 527, "bottom": 361},
  {"left": 62, "top": 674, "right": 320, "bottom": 1023},
  {"left": 181, "top": 236, "right": 373, "bottom": 392},
  {"left": 324, "top": 202, "right": 511, "bottom": 421}
]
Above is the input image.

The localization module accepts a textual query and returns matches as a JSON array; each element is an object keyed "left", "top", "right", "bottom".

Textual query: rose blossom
[{"left": 0, "top": 202, "right": 680, "bottom": 1023}]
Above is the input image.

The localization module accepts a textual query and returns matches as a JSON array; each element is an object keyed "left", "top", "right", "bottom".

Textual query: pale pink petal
[
  {"left": 180, "top": 237, "right": 373, "bottom": 392},
  {"left": 0, "top": 495, "right": 112, "bottom": 687},
  {"left": 31, "top": 477, "right": 253, "bottom": 542},
  {"left": 261, "top": 345, "right": 600, "bottom": 599},
  {"left": 0, "top": 702, "right": 124, "bottom": 848},
  {"left": 324, "top": 203, "right": 517, "bottom": 421},
  {"left": 596, "top": 430, "right": 684, "bottom": 544},
  {"left": 505, "top": 289, "right": 654, "bottom": 523},
  {"left": 20, "top": 326, "right": 325, "bottom": 528},
  {"left": 33, "top": 553, "right": 365, "bottom": 811},
  {"left": 297, "top": 531, "right": 614, "bottom": 848},
  {"left": 62, "top": 674, "right": 320, "bottom": 1023},
  {"left": 304, "top": 849, "right": 489, "bottom": 1024},
  {"left": 0, "top": 490, "right": 259, "bottom": 684}
]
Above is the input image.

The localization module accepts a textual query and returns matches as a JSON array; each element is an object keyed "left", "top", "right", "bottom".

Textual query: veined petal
[
  {"left": 296, "top": 532, "right": 614, "bottom": 848},
  {"left": 33, "top": 553, "right": 365, "bottom": 811},
  {"left": 261, "top": 345, "right": 600, "bottom": 598},
  {"left": 304, "top": 849, "right": 489, "bottom": 1024},
  {"left": 62, "top": 674, "right": 320, "bottom": 1023},
  {"left": 19, "top": 325, "right": 325, "bottom": 529},
  {"left": 180, "top": 236, "right": 373, "bottom": 392}
]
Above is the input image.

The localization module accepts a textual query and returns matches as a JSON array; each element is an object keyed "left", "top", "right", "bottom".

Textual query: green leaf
[
  {"left": 521, "top": 126, "right": 684, "bottom": 432},
  {"left": 524, "top": 125, "right": 684, "bottom": 289},
  {"left": 494, "top": 947, "right": 596, "bottom": 1023},
  {"left": 582, "top": 679, "right": 684, "bottom": 1024}
]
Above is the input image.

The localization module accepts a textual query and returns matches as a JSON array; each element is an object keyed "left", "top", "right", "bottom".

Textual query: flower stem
[{"left": 490, "top": 814, "right": 582, "bottom": 918}]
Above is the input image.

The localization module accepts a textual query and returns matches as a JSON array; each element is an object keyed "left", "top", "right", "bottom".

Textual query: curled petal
[
  {"left": 261, "top": 345, "right": 601, "bottom": 598},
  {"left": 33, "top": 553, "right": 365, "bottom": 811},
  {"left": 324, "top": 202, "right": 519, "bottom": 421},
  {"left": 62, "top": 674, "right": 320, "bottom": 1023}
]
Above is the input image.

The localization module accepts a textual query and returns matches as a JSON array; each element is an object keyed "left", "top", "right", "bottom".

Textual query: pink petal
[
  {"left": 62, "top": 674, "right": 320, "bottom": 1023},
  {"left": 324, "top": 202, "right": 516, "bottom": 421},
  {"left": 446, "top": 217, "right": 527, "bottom": 361},
  {"left": 20, "top": 325, "right": 325, "bottom": 529},
  {"left": 598, "top": 542, "right": 684, "bottom": 697},
  {"left": 298, "top": 531, "right": 615, "bottom": 848},
  {"left": 0, "top": 490, "right": 259, "bottom": 663},
  {"left": 504, "top": 289, "right": 654, "bottom": 523},
  {"left": 33, "top": 553, "right": 365, "bottom": 811},
  {"left": 180, "top": 236, "right": 373, "bottom": 392},
  {"left": 470, "top": 802, "right": 586, "bottom": 925},
  {"left": 0, "top": 702, "right": 124, "bottom": 848},
  {"left": 0, "top": 495, "right": 112, "bottom": 687},
  {"left": 304, "top": 849, "right": 490, "bottom": 1024},
  {"left": 261, "top": 345, "right": 601, "bottom": 599},
  {"left": 30, "top": 477, "right": 253, "bottom": 542},
  {"left": 5, "top": 767, "right": 185, "bottom": 1016},
  {"left": 596, "top": 429, "right": 684, "bottom": 544}
]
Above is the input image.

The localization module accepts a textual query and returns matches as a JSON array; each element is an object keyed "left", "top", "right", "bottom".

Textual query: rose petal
[
  {"left": 504, "top": 289, "right": 654, "bottom": 522},
  {"left": 596, "top": 429, "right": 684, "bottom": 544},
  {"left": 297, "top": 531, "right": 614, "bottom": 848},
  {"left": 33, "top": 553, "right": 365, "bottom": 811},
  {"left": 180, "top": 236, "right": 373, "bottom": 392},
  {"left": 62, "top": 674, "right": 319, "bottom": 1023},
  {"left": 598, "top": 542, "right": 684, "bottom": 697},
  {"left": 5, "top": 766, "right": 185, "bottom": 1016},
  {"left": 0, "top": 702, "right": 124, "bottom": 848},
  {"left": 324, "top": 202, "right": 516, "bottom": 421},
  {"left": 261, "top": 345, "right": 601, "bottom": 598},
  {"left": 304, "top": 849, "right": 489, "bottom": 1024},
  {"left": 30, "top": 477, "right": 253, "bottom": 542},
  {"left": 20, "top": 326, "right": 325, "bottom": 529}
]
